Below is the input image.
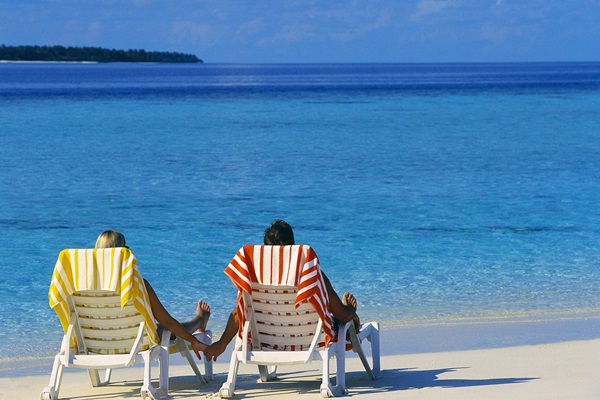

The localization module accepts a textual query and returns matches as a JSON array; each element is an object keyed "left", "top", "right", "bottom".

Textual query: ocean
[{"left": 1, "top": 62, "right": 600, "bottom": 370}]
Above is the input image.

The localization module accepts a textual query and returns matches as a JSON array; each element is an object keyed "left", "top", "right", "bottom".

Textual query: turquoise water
[{"left": 1, "top": 63, "right": 600, "bottom": 364}]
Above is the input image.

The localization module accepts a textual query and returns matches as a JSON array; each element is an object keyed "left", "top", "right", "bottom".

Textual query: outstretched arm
[
  {"left": 144, "top": 279, "right": 207, "bottom": 359},
  {"left": 204, "top": 308, "right": 239, "bottom": 361}
]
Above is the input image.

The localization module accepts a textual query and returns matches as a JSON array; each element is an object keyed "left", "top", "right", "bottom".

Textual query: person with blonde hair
[
  {"left": 95, "top": 230, "right": 210, "bottom": 359},
  {"left": 95, "top": 230, "right": 127, "bottom": 248}
]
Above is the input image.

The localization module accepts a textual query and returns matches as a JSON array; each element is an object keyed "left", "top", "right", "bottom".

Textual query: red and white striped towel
[{"left": 225, "top": 245, "right": 334, "bottom": 346}]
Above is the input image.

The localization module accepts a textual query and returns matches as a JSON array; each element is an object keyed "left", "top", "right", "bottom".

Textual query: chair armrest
[
  {"left": 241, "top": 309, "right": 253, "bottom": 360},
  {"left": 303, "top": 318, "right": 324, "bottom": 363},
  {"left": 61, "top": 324, "right": 75, "bottom": 365},
  {"left": 160, "top": 326, "right": 173, "bottom": 346}
]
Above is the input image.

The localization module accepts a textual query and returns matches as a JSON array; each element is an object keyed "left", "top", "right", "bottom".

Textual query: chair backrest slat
[
  {"left": 81, "top": 326, "right": 141, "bottom": 339},
  {"left": 72, "top": 290, "right": 151, "bottom": 354},
  {"left": 250, "top": 283, "right": 324, "bottom": 351}
]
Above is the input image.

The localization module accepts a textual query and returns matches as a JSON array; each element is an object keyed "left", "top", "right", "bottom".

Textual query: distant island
[{"left": 0, "top": 45, "right": 202, "bottom": 63}]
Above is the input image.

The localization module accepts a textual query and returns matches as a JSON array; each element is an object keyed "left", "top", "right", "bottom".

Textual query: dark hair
[{"left": 264, "top": 220, "right": 295, "bottom": 245}]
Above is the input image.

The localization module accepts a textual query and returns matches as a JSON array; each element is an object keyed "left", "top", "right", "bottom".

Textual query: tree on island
[{"left": 0, "top": 45, "right": 202, "bottom": 63}]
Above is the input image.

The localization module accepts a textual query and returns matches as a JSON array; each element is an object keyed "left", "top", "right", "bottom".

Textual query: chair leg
[
  {"left": 258, "top": 365, "right": 277, "bottom": 382},
  {"left": 203, "top": 356, "right": 214, "bottom": 381},
  {"left": 320, "top": 348, "right": 346, "bottom": 397},
  {"left": 351, "top": 322, "right": 381, "bottom": 380},
  {"left": 41, "top": 354, "right": 65, "bottom": 400},
  {"left": 158, "top": 347, "right": 169, "bottom": 397},
  {"left": 88, "top": 369, "right": 101, "bottom": 387},
  {"left": 219, "top": 351, "right": 241, "bottom": 398},
  {"left": 369, "top": 322, "right": 381, "bottom": 378},
  {"left": 140, "top": 351, "right": 155, "bottom": 400},
  {"left": 177, "top": 338, "right": 206, "bottom": 384},
  {"left": 140, "top": 348, "right": 167, "bottom": 400},
  {"left": 88, "top": 368, "right": 111, "bottom": 387},
  {"left": 195, "top": 330, "right": 213, "bottom": 380},
  {"left": 320, "top": 350, "right": 333, "bottom": 398},
  {"left": 104, "top": 369, "right": 113, "bottom": 385},
  {"left": 335, "top": 342, "right": 346, "bottom": 392}
]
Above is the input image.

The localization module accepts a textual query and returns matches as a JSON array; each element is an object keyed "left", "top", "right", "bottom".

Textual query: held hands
[
  {"left": 191, "top": 338, "right": 208, "bottom": 360},
  {"left": 203, "top": 340, "right": 228, "bottom": 362}
]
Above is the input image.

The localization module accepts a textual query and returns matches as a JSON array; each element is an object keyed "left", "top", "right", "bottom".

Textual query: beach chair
[
  {"left": 219, "top": 245, "right": 380, "bottom": 398},
  {"left": 41, "top": 248, "right": 212, "bottom": 400}
]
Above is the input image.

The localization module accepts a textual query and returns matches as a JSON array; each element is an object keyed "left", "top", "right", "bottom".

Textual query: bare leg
[
  {"left": 157, "top": 300, "right": 211, "bottom": 339},
  {"left": 342, "top": 292, "right": 360, "bottom": 332},
  {"left": 190, "top": 300, "right": 211, "bottom": 333}
]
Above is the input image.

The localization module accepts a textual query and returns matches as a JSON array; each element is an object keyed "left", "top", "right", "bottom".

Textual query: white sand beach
[{"left": 3, "top": 324, "right": 600, "bottom": 400}]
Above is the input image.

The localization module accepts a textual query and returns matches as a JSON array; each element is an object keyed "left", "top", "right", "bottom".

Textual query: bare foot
[
  {"left": 194, "top": 300, "right": 211, "bottom": 333},
  {"left": 342, "top": 292, "right": 357, "bottom": 310},
  {"left": 342, "top": 292, "right": 360, "bottom": 332}
]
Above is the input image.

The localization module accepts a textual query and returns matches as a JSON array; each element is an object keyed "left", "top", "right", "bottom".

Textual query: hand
[
  {"left": 204, "top": 340, "right": 227, "bottom": 362},
  {"left": 191, "top": 338, "right": 207, "bottom": 360}
]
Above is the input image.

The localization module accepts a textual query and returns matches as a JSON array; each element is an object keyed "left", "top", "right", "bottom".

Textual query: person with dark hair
[
  {"left": 263, "top": 219, "right": 295, "bottom": 246},
  {"left": 204, "top": 220, "right": 360, "bottom": 361}
]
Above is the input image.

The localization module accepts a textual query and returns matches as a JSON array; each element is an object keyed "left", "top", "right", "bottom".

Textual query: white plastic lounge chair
[
  {"left": 219, "top": 245, "right": 380, "bottom": 398},
  {"left": 41, "top": 248, "right": 212, "bottom": 400}
]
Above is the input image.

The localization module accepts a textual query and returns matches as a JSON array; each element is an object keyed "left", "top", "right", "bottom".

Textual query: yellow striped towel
[{"left": 48, "top": 248, "right": 159, "bottom": 346}]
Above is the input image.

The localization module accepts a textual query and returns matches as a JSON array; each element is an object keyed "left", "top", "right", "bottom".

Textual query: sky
[{"left": 1, "top": 0, "right": 599, "bottom": 63}]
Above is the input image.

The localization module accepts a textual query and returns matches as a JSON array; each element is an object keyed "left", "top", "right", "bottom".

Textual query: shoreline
[
  {"left": 380, "top": 313, "right": 600, "bottom": 355},
  {"left": 4, "top": 313, "right": 600, "bottom": 379}
]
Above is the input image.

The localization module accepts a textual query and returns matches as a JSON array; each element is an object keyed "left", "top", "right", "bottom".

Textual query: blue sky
[{"left": 1, "top": 0, "right": 599, "bottom": 63}]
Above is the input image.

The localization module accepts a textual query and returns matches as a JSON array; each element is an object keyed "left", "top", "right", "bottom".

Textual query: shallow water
[{"left": 1, "top": 62, "right": 600, "bottom": 363}]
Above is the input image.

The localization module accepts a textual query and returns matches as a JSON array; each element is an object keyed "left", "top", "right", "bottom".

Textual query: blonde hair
[{"left": 95, "top": 230, "right": 126, "bottom": 248}]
